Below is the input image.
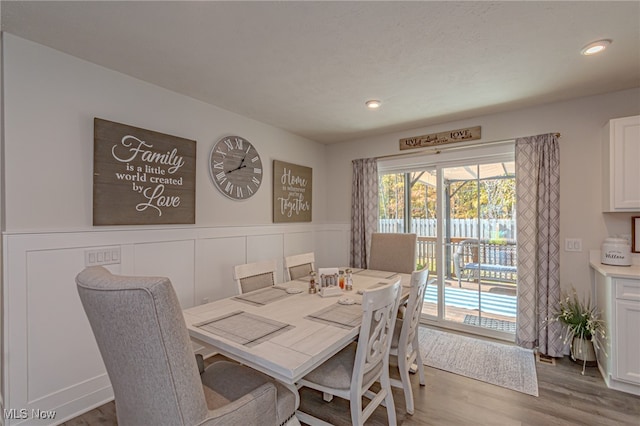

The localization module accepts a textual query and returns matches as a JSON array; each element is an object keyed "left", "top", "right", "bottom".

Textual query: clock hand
[
  {"left": 227, "top": 164, "right": 247, "bottom": 174},
  {"left": 227, "top": 154, "right": 247, "bottom": 173}
]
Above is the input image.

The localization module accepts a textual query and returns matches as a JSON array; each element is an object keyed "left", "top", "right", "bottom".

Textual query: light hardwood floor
[{"left": 62, "top": 331, "right": 640, "bottom": 426}]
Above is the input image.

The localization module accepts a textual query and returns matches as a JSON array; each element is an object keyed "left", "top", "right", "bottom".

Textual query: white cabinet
[
  {"left": 592, "top": 263, "right": 640, "bottom": 396},
  {"left": 602, "top": 115, "right": 640, "bottom": 212}
]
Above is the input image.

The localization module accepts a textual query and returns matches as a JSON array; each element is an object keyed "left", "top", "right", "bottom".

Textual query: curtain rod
[{"left": 375, "top": 133, "right": 561, "bottom": 160}]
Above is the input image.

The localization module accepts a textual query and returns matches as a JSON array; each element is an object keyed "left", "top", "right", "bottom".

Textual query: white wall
[
  {"left": 326, "top": 88, "right": 640, "bottom": 297},
  {"left": 1, "top": 34, "right": 348, "bottom": 425},
  {"left": 3, "top": 34, "right": 329, "bottom": 231}
]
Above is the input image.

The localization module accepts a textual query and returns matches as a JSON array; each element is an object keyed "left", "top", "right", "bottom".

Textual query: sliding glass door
[{"left": 379, "top": 150, "right": 517, "bottom": 340}]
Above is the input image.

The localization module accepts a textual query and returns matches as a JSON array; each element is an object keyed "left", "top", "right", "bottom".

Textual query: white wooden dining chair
[
  {"left": 389, "top": 267, "right": 430, "bottom": 415},
  {"left": 284, "top": 252, "right": 315, "bottom": 281},
  {"left": 368, "top": 233, "right": 417, "bottom": 274},
  {"left": 297, "top": 279, "right": 402, "bottom": 426},
  {"left": 233, "top": 259, "right": 278, "bottom": 294}
]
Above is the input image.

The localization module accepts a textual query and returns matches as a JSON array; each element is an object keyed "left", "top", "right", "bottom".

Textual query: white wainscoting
[{"left": 2, "top": 223, "right": 349, "bottom": 425}]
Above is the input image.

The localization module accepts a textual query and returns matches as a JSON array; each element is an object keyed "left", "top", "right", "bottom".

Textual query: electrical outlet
[
  {"left": 564, "top": 238, "right": 583, "bottom": 252},
  {"left": 85, "top": 247, "right": 121, "bottom": 266}
]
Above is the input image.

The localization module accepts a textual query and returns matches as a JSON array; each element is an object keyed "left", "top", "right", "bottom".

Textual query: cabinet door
[
  {"left": 615, "top": 298, "right": 640, "bottom": 384},
  {"left": 594, "top": 272, "right": 613, "bottom": 374},
  {"left": 612, "top": 116, "right": 640, "bottom": 210}
]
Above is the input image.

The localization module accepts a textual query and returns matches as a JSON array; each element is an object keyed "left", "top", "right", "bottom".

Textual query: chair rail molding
[{"left": 1, "top": 222, "right": 350, "bottom": 425}]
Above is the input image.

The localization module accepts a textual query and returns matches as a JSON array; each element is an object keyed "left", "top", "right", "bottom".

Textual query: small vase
[{"left": 571, "top": 336, "right": 597, "bottom": 367}]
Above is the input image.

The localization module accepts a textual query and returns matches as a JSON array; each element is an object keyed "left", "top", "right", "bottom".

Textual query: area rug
[
  {"left": 418, "top": 327, "right": 538, "bottom": 396},
  {"left": 463, "top": 314, "right": 516, "bottom": 333}
]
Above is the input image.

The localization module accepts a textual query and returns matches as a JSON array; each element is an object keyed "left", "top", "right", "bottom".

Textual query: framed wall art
[
  {"left": 93, "top": 118, "right": 196, "bottom": 225},
  {"left": 273, "top": 160, "right": 312, "bottom": 223}
]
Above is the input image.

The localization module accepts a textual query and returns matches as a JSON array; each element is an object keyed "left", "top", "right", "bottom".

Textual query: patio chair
[
  {"left": 389, "top": 267, "right": 429, "bottom": 414},
  {"left": 284, "top": 252, "right": 315, "bottom": 281},
  {"left": 234, "top": 259, "right": 278, "bottom": 294},
  {"left": 453, "top": 239, "right": 479, "bottom": 287},
  {"left": 76, "top": 266, "right": 298, "bottom": 426},
  {"left": 297, "top": 279, "right": 402, "bottom": 426},
  {"left": 368, "top": 232, "right": 417, "bottom": 274},
  {"left": 453, "top": 239, "right": 517, "bottom": 287}
]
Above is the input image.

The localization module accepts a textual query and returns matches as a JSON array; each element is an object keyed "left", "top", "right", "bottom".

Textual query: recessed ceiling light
[
  {"left": 581, "top": 39, "right": 611, "bottom": 56},
  {"left": 365, "top": 100, "right": 381, "bottom": 109}
]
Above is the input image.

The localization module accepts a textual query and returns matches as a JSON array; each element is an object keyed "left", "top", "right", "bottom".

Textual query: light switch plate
[
  {"left": 85, "top": 247, "right": 121, "bottom": 266},
  {"left": 564, "top": 238, "right": 582, "bottom": 252}
]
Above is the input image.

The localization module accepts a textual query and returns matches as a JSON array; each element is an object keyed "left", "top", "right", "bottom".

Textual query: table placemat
[
  {"left": 305, "top": 303, "right": 362, "bottom": 329},
  {"left": 354, "top": 270, "right": 399, "bottom": 279},
  {"left": 195, "top": 311, "right": 293, "bottom": 347},
  {"left": 233, "top": 286, "right": 292, "bottom": 306}
]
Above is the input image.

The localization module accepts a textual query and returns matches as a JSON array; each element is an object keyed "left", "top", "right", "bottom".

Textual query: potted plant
[{"left": 549, "top": 288, "right": 606, "bottom": 374}]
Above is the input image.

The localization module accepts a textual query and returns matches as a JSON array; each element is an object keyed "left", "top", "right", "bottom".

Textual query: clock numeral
[
  {"left": 213, "top": 160, "right": 224, "bottom": 170},
  {"left": 246, "top": 185, "right": 254, "bottom": 195},
  {"left": 253, "top": 168, "right": 262, "bottom": 174},
  {"left": 251, "top": 156, "right": 259, "bottom": 163},
  {"left": 236, "top": 187, "right": 243, "bottom": 198},
  {"left": 225, "top": 181, "right": 233, "bottom": 194},
  {"left": 234, "top": 138, "right": 243, "bottom": 149},
  {"left": 224, "top": 139, "right": 234, "bottom": 150},
  {"left": 215, "top": 149, "right": 227, "bottom": 157},
  {"left": 215, "top": 171, "right": 226, "bottom": 181},
  {"left": 251, "top": 176, "right": 260, "bottom": 186}
]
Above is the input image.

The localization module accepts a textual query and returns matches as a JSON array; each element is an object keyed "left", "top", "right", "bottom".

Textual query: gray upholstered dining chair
[
  {"left": 389, "top": 267, "right": 429, "bottom": 415},
  {"left": 297, "top": 279, "right": 402, "bottom": 426},
  {"left": 76, "top": 266, "right": 299, "bottom": 426},
  {"left": 233, "top": 259, "right": 278, "bottom": 294},
  {"left": 368, "top": 232, "right": 417, "bottom": 274},
  {"left": 284, "top": 252, "right": 315, "bottom": 281}
]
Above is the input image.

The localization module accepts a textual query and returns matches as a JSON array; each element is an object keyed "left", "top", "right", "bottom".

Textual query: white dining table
[{"left": 183, "top": 269, "right": 411, "bottom": 386}]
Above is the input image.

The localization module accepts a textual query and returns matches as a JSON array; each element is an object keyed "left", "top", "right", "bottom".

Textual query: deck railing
[
  {"left": 415, "top": 236, "right": 517, "bottom": 284},
  {"left": 379, "top": 218, "right": 517, "bottom": 284}
]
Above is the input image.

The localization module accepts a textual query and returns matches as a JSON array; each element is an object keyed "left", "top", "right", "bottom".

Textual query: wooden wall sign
[
  {"left": 399, "top": 126, "right": 481, "bottom": 150},
  {"left": 273, "top": 160, "right": 312, "bottom": 223},
  {"left": 93, "top": 118, "right": 196, "bottom": 225}
]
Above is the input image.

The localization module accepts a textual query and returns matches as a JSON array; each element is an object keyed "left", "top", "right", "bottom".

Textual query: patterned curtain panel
[
  {"left": 515, "top": 133, "right": 563, "bottom": 356},
  {"left": 350, "top": 158, "right": 379, "bottom": 269}
]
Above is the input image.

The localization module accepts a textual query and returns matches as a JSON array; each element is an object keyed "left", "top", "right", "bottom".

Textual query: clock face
[{"left": 209, "top": 136, "right": 263, "bottom": 200}]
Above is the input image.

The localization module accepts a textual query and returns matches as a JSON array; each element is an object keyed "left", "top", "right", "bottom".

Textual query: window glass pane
[
  {"left": 378, "top": 173, "right": 405, "bottom": 232},
  {"left": 378, "top": 151, "right": 518, "bottom": 339}
]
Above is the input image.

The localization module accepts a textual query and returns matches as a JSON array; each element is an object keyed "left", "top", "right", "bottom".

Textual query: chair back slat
[
  {"left": 353, "top": 279, "right": 402, "bottom": 389},
  {"left": 234, "top": 259, "right": 278, "bottom": 294},
  {"left": 400, "top": 268, "right": 430, "bottom": 354},
  {"left": 284, "top": 252, "right": 316, "bottom": 281}
]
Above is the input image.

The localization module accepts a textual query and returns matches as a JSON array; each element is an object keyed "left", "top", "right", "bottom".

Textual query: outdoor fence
[{"left": 379, "top": 218, "right": 516, "bottom": 239}]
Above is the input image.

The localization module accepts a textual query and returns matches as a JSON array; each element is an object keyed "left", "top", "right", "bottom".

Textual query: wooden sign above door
[
  {"left": 93, "top": 118, "right": 196, "bottom": 225},
  {"left": 399, "top": 126, "right": 481, "bottom": 150}
]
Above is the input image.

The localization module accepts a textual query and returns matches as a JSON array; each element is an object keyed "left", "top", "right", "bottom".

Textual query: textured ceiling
[{"left": 2, "top": 1, "right": 639, "bottom": 144}]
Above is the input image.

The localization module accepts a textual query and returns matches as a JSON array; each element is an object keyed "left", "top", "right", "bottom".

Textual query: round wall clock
[{"left": 209, "top": 135, "right": 263, "bottom": 200}]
